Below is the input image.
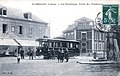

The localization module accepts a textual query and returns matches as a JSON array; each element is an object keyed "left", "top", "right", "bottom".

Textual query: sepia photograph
[{"left": 0, "top": 0, "right": 120, "bottom": 76}]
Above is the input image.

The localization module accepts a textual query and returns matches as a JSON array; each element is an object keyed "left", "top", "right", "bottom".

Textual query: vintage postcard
[{"left": 0, "top": 0, "right": 120, "bottom": 76}]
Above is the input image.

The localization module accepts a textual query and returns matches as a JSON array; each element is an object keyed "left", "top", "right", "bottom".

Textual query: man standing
[
  {"left": 51, "top": 48, "right": 55, "bottom": 60},
  {"left": 60, "top": 49, "right": 64, "bottom": 62},
  {"left": 20, "top": 48, "right": 24, "bottom": 59},
  {"left": 57, "top": 50, "right": 61, "bottom": 62},
  {"left": 64, "top": 49, "right": 69, "bottom": 62}
]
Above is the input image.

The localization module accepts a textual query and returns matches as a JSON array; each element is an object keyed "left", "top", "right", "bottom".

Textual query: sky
[{"left": 0, "top": 0, "right": 120, "bottom": 38}]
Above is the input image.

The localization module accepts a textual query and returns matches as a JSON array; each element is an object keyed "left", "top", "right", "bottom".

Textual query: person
[
  {"left": 29, "top": 50, "right": 34, "bottom": 60},
  {"left": 57, "top": 50, "right": 61, "bottom": 62},
  {"left": 20, "top": 48, "right": 24, "bottom": 59},
  {"left": 17, "top": 54, "right": 21, "bottom": 63},
  {"left": 64, "top": 49, "right": 69, "bottom": 62},
  {"left": 14, "top": 49, "right": 17, "bottom": 57},
  {"left": 93, "top": 51, "right": 97, "bottom": 59},
  {"left": 60, "top": 49, "right": 64, "bottom": 62},
  {"left": 28, "top": 48, "right": 32, "bottom": 59},
  {"left": 51, "top": 48, "right": 55, "bottom": 60}
]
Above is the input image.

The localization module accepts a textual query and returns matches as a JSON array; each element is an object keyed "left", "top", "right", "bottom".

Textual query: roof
[
  {"left": 75, "top": 17, "right": 93, "bottom": 22},
  {"left": 36, "top": 38, "right": 79, "bottom": 43},
  {"left": 0, "top": 5, "right": 47, "bottom": 24},
  {"left": 63, "top": 17, "right": 94, "bottom": 33},
  {"left": 63, "top": 23, "right": 77, "bottom": 33}
]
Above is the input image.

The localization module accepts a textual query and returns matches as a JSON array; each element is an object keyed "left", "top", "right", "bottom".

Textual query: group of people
[
  {"left": 57, "top": 49, "right": 69, "bottom": 63},
  {"left": 17, "top": 48, "right": 34, "bottom": 63},
  {"left": 17, "top": 48, "right": 24, "bottom": 63},
  {"left": 17, "top": 47, "right": 70, "bottom": 63}
]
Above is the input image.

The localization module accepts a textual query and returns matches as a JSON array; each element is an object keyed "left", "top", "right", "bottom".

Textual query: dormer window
[
  {"left": 24, "top": 12, "right": 32, "bottom": 19},
  {"left": 3, "top": 10, "right": 7, "bottom": 15},
  {"left": 0, "top": 7, "right": 7, "bottom": 15}
]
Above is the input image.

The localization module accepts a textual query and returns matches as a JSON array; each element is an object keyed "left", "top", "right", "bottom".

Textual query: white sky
[{"left": 0, "top": 0, "right": 120, "bottom": 38}]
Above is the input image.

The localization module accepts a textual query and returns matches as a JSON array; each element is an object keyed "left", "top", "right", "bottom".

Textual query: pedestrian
[
  {"left": 31, "top": 51, "right": 34, "bottom": 60},
  {"left": 51, "top": 48, "right": 55, "bottom": 60},
  {"left": 93, "top": 51, "right": 97, "bottom": 59},
  {"left": 14, "top": 49, "right": 17, "bottom": 57},
  {"left": 28, "top": 48, "right": 32, "bottom": 59},
  {"left": 64, "top": 49, "right": 69, "bottom": 62},
  {"left": 60, "top": 49, "right": 64, "bottom": 62},
  {"left": 20, "top": 48, "right": 24, "bottom": 59},
  {"left": 17, "top": 54, "right": 20, "bottom": 64},
  {"left": 57, "top": 51, "right": 61, "bottom": 62}
]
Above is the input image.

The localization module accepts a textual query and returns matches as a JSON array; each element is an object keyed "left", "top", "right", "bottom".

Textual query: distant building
[
  {"left": 63, "top": 17, "right": 106, "bottom": 57},
  {"left": 0, "top": 5, "right": 50, "bottom": 55}
]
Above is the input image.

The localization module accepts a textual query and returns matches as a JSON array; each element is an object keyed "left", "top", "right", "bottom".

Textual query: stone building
[
  {"left": 0, "top": 5, "right": 50, "bottom": 56},
  {"left": 63, "top": 17, "right": 106, "bottom": 57}
]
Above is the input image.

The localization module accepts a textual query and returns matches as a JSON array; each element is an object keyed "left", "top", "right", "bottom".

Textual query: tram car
[{"left": 36, "top": 38, "right": 80, "bottom": 59}]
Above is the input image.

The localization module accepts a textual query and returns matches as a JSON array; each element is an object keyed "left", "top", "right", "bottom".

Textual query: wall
[{"left": 0, "top": 17, "right": 48, "bottom": 40}]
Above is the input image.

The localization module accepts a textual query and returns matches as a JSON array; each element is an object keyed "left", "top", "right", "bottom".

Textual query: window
[
  {"left": 28, "top": 27, "right": 33, "bottom": 36},
  {"left": 89, "top": 21, "right": 93, "bottom": 26},
  {"left": 0, "top": 9, "right": 2, "bottom": 15},
  {"left": 18, "top": 26, "right": 23, "bottom": 34},
  {"left": 99, "top": 43, "right": 101, "bottom": 50},
  {"left": 64, "top": 34, "right": 66, "bottom": 37},
  {"left": 2, "top": 24, "right": 8, "bottom": 33},
  {"left": 76, "top": 30, "right": 81, "bottom": 39},
  {"left": 82, "top": 43, "right": 86, "bottom": 48},
  {"left": 87, "top": 40, "right": 92, "bottom": 49},
  {"left": 70, "top": 43, "right": 73, "bottom": 48},
  {"left": 62, "top": 43, "right": 67, "bottom": 47},
  {"left": 99, "top": 33, "right": 101, "bottom": 40},
  {"left": 3, "top": 10, "right": 7, "bottom": 15},
  {"left": 95, "top": 33, "right": 98, "bottom": 40},
  {"left": 87, "top": 32, "right": 92, "bottom": 39},
  {"left": 0, "top": 8, "right": 7, "bottom": 15},
  {"left": 81, "top": 32, "right": 86, "bottom": 41},
  {"left": 11, "top": 26, "right": 15, "bottom": 32},
  {"left": 94, "top": 42, "right": 98, "bottom": 50},
  {"left": 49, "top": 43, "right": 52, "bottom": 47},
  {"left": 24, "top": 13, "right": 28, "bottom": 19},
  {"left": 98, "top": 33, "right": 100, "bottom": 40},
  {"left": 101, "top": 33, "right": 103, "bottom": 40},
  {"left": 24, "top": 12, "right": 32, "bottom": 19}
]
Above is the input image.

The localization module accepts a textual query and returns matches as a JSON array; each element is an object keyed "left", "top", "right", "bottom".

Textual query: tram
[{"left": 36, "top": 38, "right": 80, "bottom": 59}]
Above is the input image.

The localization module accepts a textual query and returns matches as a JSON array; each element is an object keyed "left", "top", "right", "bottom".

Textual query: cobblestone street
[{"left": 0, "top": 57, "right": 120, "bottom": 76}]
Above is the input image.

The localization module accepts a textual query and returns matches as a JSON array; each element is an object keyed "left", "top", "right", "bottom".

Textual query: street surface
[{"left": 0, "top": 57, "right": 120, "bottom": 76}]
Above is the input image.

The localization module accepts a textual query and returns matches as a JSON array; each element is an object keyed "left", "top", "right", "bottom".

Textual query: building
[
  {"left": 0, "top": 5, "right": 50, "bottom": 56},
  {"left": 63, "top": 17, "right": 106, "bottom": 57}
]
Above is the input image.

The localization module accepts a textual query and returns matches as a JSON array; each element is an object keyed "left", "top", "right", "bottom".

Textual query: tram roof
[{"left": 36, "top": 38, "right": 79, "bottom": 43}]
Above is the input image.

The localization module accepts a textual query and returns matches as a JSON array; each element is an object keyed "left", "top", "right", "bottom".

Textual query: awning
[
  {"left": 0, "top": 38, "right": 19, "bottom": 46},
  {"left": 15, "top": 39, "right": 39, "bottom": 46}
]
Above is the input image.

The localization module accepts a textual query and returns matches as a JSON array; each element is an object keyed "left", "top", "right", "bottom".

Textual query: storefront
[{"left": 0, "top": 38, "right": 39, "bottom": 56}]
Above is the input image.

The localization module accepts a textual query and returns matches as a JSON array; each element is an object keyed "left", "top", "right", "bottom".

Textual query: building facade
[
  {"left": 0, "top": 5, "right": 50, "bottom": 56},
  {"left": 63, "top": 17, "right": 106, "bottom": 57}
]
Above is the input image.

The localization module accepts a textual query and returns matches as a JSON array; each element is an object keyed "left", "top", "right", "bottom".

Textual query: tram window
[
  {"left": 58, "top": 43, "right": 60, "bottom": 47},
  {"left": 70, "top": 43, "right": 73, "bottom": 48},
  {"left": 73, "top": 43, "right": 76, "bottom": 48},
  {"left": 49, "top": 43, "right": 52, "bottom": 47},
  {"left": 56, "top": 43, "right": 59, "bottom": 47},
  {"left": 62, "top": 43, "right": 67, "bottom": 47},
  {"left": 52, "top": 42, "right": 54, "bottom": 47},
  {"left": 76, "top": 44, "right": 78, "bottom": 48}
]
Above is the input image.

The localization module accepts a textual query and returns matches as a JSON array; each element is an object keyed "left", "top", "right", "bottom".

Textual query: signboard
[{"left": 103, "top": 4, "right": 119, "bottom": 25}]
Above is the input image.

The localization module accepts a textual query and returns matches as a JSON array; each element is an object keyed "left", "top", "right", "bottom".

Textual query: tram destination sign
[{"left": 103, "top": 4, "right": 119, "bottom": 25}]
